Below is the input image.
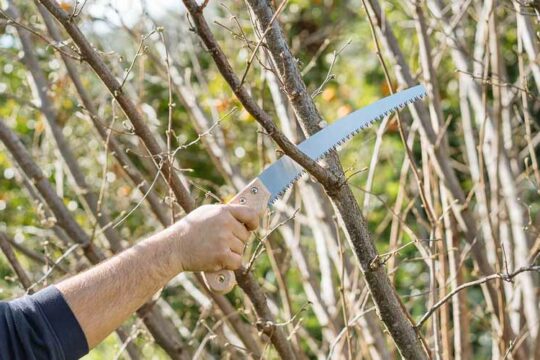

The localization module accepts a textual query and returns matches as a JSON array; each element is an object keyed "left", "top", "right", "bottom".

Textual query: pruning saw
[{"left": 203, "top": 84, "right": 427, "bottom": 293}]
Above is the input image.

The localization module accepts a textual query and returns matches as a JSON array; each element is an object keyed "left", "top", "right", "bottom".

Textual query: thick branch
[
  {"left": 35, "top": 3, "right": 170, "bottom": 226},
  {"left": 181, "top": 0, "right": 339, "bottom": 190}
]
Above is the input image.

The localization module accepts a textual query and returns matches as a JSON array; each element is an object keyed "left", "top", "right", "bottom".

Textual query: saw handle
[{"left": 202, "top": 178, "right": 270, "bottom": 294}]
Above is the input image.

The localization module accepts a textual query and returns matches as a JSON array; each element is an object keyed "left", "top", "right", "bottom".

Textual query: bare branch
[{"left": 417, "top": 264, "right": 540, "bottom": 328}]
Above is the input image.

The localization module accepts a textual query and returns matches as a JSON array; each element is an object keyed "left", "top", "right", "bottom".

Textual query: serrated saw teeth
[
  {"left": 269, "top": 170, "right": 307, "bottom": 204},
  {"left": 260, "top": 84, "right": 427, "bottom": 205}
]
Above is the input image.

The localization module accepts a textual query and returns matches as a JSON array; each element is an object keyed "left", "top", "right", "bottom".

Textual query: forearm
[
  {"left": 56, "top": 226, "right": 183, "bottom": 348},
  {"left": 54, "top": 204, "right": 258, "bottom": 350}
]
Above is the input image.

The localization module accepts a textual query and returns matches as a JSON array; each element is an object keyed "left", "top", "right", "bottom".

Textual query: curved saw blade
[{"left": 257, "top": 84, "right": 427, "bottom": 203}]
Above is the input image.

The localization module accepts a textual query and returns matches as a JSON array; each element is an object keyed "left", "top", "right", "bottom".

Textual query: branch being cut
[{"left": 181, "top": 0, "right": 339, "bottom": 191}]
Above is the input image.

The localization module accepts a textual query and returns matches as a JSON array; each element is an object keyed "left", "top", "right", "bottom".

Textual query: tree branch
[
  {"left": 417, "top": 264, "right": 540, "bottom": 328},
  {"left": 36, "top": 0, "right": 195, "bottom": 212},
  {"left": 181, "top": 0, "right": 339, "bottom": 190},
  {"left": 0, "top": 232, "right": 34, "bottom": 292},
  {"left": 243, "top": 1, "right": 430, "bottom": 358}
]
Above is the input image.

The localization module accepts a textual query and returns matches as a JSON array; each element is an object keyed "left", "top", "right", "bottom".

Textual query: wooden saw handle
[{"left": 202, "top": 178, "right": 270, "bottom": 294}]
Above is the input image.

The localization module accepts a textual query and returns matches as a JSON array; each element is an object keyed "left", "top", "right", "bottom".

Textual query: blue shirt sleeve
[{"left": 0, "top": 286, "right": 88, "bottom": 360}]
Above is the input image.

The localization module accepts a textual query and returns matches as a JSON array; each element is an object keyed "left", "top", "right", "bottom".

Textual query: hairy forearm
[
  {"left": 57, "top": 226, "right": 183, "bottom": 348},
  {"left": 54, "top": 204, "right": 258, "bottom": 350}
]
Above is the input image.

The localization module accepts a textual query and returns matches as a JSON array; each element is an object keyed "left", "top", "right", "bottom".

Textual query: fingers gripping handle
[{"left": 202, "top": 178, "right": 270, "bottom": 294}]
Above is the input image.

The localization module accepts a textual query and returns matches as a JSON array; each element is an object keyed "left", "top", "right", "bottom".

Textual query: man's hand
[
  {"left": 56, "top": 203, "right": 260, "bottom": 349},
  {"left": 172, "top": 204, "right": 260, "bottom": 272}
]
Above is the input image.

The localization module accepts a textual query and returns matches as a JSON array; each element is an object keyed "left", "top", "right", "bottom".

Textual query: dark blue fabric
[{"left": 0, "top": 286, "right": 88, "bottom": 360}]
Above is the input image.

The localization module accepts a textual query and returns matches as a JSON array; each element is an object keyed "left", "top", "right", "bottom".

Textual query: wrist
[{"left": 144, "top": 225, "right": 186, "bottom": 280}]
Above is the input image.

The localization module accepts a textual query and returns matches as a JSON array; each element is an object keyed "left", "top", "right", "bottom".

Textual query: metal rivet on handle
[
  {"left": 239, "top": 197, "right": 247, "bottom": 204},
  {"left": 250, "top": 186, "right": 258, "bottom": 194},
  {"left": 218, "top": 274, "right": 225, "bottom": 283}
]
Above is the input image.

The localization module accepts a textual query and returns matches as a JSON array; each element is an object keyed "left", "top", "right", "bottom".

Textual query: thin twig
[
  {"left": 417, "top": 264, "right": 540, "bottom": 328},
  {"left": 239, "top": 0, "right": 289, "bottom": 87},
  {"left": 0, "top": 9, "right": 81, "bottom": 60}
]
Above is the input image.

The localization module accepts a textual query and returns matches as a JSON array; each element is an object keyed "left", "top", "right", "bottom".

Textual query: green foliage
[{"left": 1, "top": 0, "right": 538, "bottom": 358}]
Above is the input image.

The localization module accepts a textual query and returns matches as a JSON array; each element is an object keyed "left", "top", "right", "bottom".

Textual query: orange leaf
[
  {"left": 322, "top": 87, "right": 336, "bottom": 102},
  {"left": 59, "top": 1, "right": 73, "bottom": 12},
  {"left": 337, "top": 104, "right": 352, "bottom": 118}
]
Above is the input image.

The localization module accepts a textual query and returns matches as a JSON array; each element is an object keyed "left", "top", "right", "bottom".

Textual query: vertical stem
[{"left": 245, "top": 0, "right": 430, "bottom": 357}]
